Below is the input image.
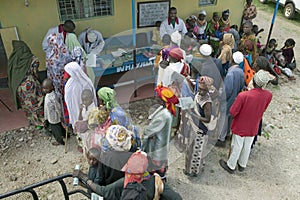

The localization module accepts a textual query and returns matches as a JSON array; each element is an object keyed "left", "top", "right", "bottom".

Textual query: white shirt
[
  {"left": 81, "top": 102, "right": 96, "bottom": 121},
  {"left": 160, "top": 17, "right": 187, "bottom": 39},
  {"left": 44, "top": 91, "right": 61, "bottom": 124}
]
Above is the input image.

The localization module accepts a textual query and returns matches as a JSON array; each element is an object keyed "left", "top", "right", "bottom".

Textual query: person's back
[{"left": 230, "top": 86, "right": 272, "bottom": 137}]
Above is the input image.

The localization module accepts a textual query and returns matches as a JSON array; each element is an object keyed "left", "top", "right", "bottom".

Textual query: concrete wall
[{"left": 0, "top": 0, "right": 245, "bottom": 70}]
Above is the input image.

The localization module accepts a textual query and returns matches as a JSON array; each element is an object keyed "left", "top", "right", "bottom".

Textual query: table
[{"left": 87, "top": 50, "right": 156, "bottom": 89}]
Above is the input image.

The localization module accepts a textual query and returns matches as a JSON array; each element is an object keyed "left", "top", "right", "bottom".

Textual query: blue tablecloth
[{"left": 92, "top": 53, "right": 154, "bottom": 76}]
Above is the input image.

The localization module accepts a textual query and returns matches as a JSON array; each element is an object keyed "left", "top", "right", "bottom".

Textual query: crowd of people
[{"left": 6, "top": 0, "right": 297, "bottom": 199}]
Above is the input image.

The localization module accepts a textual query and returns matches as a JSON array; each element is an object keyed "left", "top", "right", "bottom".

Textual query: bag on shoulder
[{"left": 121, "top": 182, "right": 147, "bottom": 200}]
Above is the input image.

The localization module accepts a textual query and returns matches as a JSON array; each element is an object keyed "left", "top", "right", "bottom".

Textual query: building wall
[{"left": 0, "top": 0, "right": 245, "bottom": 70}]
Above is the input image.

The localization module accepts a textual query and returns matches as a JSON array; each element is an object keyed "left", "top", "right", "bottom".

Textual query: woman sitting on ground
[{"left": 8, "top": 40, "right": 44, "bottom": 128}]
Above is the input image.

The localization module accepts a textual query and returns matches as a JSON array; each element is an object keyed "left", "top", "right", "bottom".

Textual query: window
[
  {"left": 57, "top": 0, "right": 113, "bottom": 21},
  {"left": 199, "top": 0, "right": 217, "bottom": 6}
]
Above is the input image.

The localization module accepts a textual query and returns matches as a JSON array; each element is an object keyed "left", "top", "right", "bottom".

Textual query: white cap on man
[
  {"left": 87, "top": 30, "right": 97, "bottom": 43},
  {"left": 233, "top": 51, "right": 244, "bottom": 64},
  {"left": 199, "top": 44, "right": 212, "bottom": 56},
  {"left": 171, "top": 31, "right": 182, "bottom": 46}
]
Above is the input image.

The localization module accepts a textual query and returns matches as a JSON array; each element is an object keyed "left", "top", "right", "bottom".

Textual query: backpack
[{"left": 121, "top": 182, "right": 147, "bottom": 200}]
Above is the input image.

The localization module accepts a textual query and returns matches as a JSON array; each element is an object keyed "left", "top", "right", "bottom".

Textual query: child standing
[
  {"left": 42, "top": 78, "right": 66, "bottom": 146},
  {"left": 281, "top": 38, "right": 296, "bottom": 70}
]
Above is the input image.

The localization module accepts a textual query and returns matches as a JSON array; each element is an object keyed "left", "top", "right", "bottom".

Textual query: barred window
[
  {"left": 199, "top": 0, "right": 217, "bottom": 6},
  {"left": 57, "top": 0, "right": 113, "bottom": 21}
]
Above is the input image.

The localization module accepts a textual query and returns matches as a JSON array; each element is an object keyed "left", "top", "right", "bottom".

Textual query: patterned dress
[
  {"left": 17, "top": 68, "right": 44, "bottom": 126},
  {"left": 45, "top": 33, "right": 71, "bottom": 106},
  {"left": 185, "top": 92, "right": 211, "bottom": 175}
]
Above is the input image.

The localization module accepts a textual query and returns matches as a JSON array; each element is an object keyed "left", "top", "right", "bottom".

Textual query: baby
[{"left": 78, "top": 89, "right": 96, "bottom": 121}]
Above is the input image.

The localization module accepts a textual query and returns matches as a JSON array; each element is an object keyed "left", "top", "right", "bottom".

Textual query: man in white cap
[
  {"left": 160, "top": 7, "right": 187, "bottom": 39},
  {"left": 194, "top": 44, "right": 222, "bottom": 90},
  {"left": 216, "top": 51, "right": 245, "bottom": 147},
  {"left": 196, "top": 10, "right": 207, "bottom": 40},
  {"left": 78, "top": 28, "right": 105, "bottom": 54},
  {"left": 219, "top": 69, "right": 272, "bottom": 174}
]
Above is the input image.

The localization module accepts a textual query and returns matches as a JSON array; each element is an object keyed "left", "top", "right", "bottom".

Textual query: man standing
[
  {"left": 42, "top": 20, "right": 75, "bottom": 52},
  {"left": 219, "top": 70, "right": 272, "bottom": 173},
  {"left": 216, "top": 51, "right": 245, "bottom": 147},
  {"left": 160, "top": 7, "right": 187, "bottom": 39},
  {"left": 242, "top": 0, "right": 257, "bottom": 24},
  {"left": 78, "top": 28, "right": 105, "bottom": 55}
]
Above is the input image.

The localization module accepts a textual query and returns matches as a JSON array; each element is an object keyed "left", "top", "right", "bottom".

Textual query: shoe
[
  {"left": 225, "top": 135, "right": 231, "bottom": 141},
  {"left": 215, "top": 140, "right": 226, "bottom": 148},
  {"left": 52, "top": 141, "right": 64, "bottom": 146},
  {"left": 219, "top": 159, "right": 235, "bottom": 174},
  {"left": 183, "top": 169, "right": 198, "bottom": 177},
  {"left": 237, "top": 163, "right": 245, "bottom": 172}
]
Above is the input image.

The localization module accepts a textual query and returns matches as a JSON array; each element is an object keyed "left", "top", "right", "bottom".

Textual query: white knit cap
[
  {"left": 253, "top": 70, "right": 271, "bottom": 87},
  {"left": 233, "top": 51, "right": 244, "bottom": 64},
  {"left": 199, "top": 44, "right": 212, "bottom": 56},
  {"left": 171, "top": 31, "right": 182, "bottom": 46},
  {"left": 87, "top": 30, "right": 97, "bottom": 43}
]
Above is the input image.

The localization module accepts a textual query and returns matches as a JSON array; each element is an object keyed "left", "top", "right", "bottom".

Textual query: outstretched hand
[{"left": 73, "top": 169, "right": 88, "bottom": 183}]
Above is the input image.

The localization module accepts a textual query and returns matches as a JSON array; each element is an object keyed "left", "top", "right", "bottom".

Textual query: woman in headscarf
[
  {"left": 8, "top": 40, "right": 44, "bottom": 127},
  {"left": 183, "top": 76, "right": 212, "bottom": 177},
  {"left": 97, "top": 87, "right": 141, "bottom": 151},
  {"left": 143, "top": 84, "right": 178, "bottom": 180},
  {"left": 65, "top": 33, "right": 87, "bottom": 71},
  {"left": 64, "top": 62, "right": 97, "bottom": 126},
  {"left": 46, "top": 33, "right": 71, "bottom": 107},
  {"left": 218, "top": 33, "right": 235, "bottom": 78}
]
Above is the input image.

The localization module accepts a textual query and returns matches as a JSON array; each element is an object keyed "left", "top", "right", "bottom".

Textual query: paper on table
[
  {"left": 86, "top": 53, "right": 96, "bottom": 67},
  {"left": 178, "top": 96, "right": 194, "bottom": 110}
]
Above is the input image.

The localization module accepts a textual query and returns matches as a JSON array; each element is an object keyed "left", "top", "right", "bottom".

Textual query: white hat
[
  {"left": 199, "top": 10, "right": 207, "bottom": 16},
  {"left": 199, "top": 44, "right": 212, "bottom": 56},
  {"left": 87, "top": 30, "right": 97, "bottom": 43},
  {"left": 171, "top": 31, "right": 182, "bottom": 46},
  {"left": 233, "top": 51, "right": 244, "bottom": 64},
  {"left": 253, "top": 70, "right": 272, "bottom": 87}
]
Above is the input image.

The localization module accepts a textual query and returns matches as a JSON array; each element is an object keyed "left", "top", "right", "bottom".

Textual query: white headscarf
[{"left": 64, "top": 62, "right": 97, "bottom": 125}]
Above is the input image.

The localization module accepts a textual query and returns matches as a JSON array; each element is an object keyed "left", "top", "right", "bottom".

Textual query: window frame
[
  {"left": 56, "top": 0, "right": 114, "bottom": 21},
  {"left": 199, "top": 0, "right": 217, "bottom": 6}
]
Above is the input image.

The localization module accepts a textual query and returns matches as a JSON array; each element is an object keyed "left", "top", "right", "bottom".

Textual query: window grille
[
  {"left": 57, "top": 0, "right": 113, "bottom": 21},
  {"left": 199, "top": 0, "right": 217, "bottom": 6}
]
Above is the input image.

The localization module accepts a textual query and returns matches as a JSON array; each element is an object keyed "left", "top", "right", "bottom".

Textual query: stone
[
  {"left": 9, "top": 175, "right": 17, "bottom": 181},
  {"left": 50, "top": 159, "right": 58, "bottom": 164}
]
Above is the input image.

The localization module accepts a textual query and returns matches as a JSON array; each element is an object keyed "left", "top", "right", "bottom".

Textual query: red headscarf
[
  {"left": 121, "top": 151, "right": 149, "bottom": 188},
  {"left": 155, "top": 84, "right": 179, "bottom": 116},
  {"left": 169, "top": 47, "right": 183, "bottom": 61}
]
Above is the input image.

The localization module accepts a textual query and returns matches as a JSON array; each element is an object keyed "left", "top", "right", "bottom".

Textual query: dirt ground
[{"left": 1, "top": 6, "right": 300, "bottom": 200}]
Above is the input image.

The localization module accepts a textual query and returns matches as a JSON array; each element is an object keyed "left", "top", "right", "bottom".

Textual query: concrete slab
[{"left": 0, "top": 89, "right": 28, "bottom": 132}]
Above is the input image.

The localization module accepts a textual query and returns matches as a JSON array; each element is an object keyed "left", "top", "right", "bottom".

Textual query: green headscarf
[
  {"left": 7, "top": 40, "right": 34, "bottom": 109},
  {"left": 97, "top": 87, "right": 118, "bottom": 110},
  {"left": 65, "top": 33, "right": 86, "bottom": 58}
]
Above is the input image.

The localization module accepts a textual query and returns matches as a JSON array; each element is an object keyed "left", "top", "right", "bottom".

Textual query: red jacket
[{"left": 230, "top": 88, "right": 272, "bottom": 137}]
